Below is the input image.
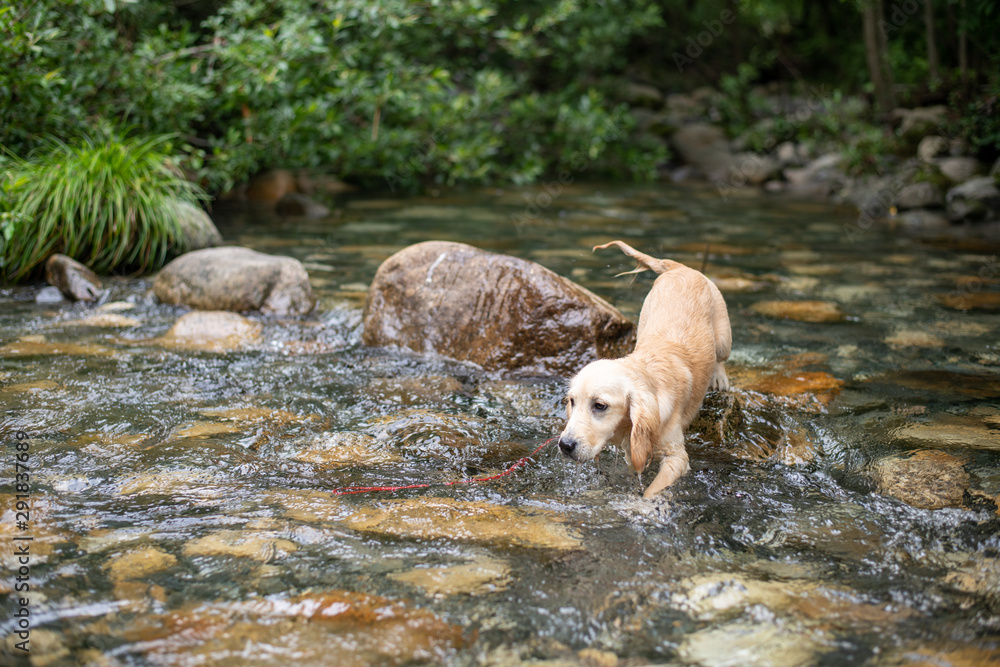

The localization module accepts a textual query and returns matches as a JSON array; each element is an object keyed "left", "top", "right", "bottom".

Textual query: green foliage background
[{"left": 0, "top": 0, "right": 670, "bottom": 194}]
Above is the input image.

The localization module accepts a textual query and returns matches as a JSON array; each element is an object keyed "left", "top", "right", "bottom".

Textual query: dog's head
[{"left": 558, "top": 359, "right": 661, "bottom": 472}]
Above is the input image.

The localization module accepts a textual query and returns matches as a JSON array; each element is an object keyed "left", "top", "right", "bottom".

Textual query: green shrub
[{"left": 0, "top": 133, "right": 206, "bottom": 283}]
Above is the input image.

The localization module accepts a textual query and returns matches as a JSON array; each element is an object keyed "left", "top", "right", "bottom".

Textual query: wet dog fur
[{"left": 558, "top": 240, "right": 732, "bottom": 498}]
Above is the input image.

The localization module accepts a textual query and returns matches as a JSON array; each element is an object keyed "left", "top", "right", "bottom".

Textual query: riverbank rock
[
  {"left": 945, "top": 177, "right": 1000, "bottom": 222},
  {"left": 45, "top": 254, "right": 102, "bottom": 301},
  {"left": 895, "top": 209, "right": 950, "bottom": 230},
  {"left": 362, "top": 241, "right": 635, "bottom": 376},
  {"left": 896, "top": 182, "right": 944, "bottom": 210},
  {"left": 154, "top": 247, "right": 316, "bottom": 315},
  {"left": 868, "top": 449, "right": 969, "bottom": 509},
  {"left": 246, "top": 169, "right": 297, "bottom": 202},
  {"left": 158, "top": 311, "right": 262, "bottom": 353},
  {"left": 175, "top": 201, "right": 222, "bottom": 250},
  {"left": 783, "top": 153, "right": 845, "bottom": 198},
  {"left": 917, "top": 136, "right": 948, "bottom": 162},
  {"left": 670, "top": 123, "right": 734, "bottom": 182},
  {"left": 892, "top": 106, "right": 947, "bottom": 143},
  {"left": 276, "top": 192, "right": 329, "bottom": 218},
  {"left": 938, "top": 157, "right": 982, "bottom": 184}
]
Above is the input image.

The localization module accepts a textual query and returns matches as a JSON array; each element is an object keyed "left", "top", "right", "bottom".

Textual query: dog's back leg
[
  {"left": 708, "top": 282, "right": 732, "bottom": 392},
  {"left": 594, "top": 240, "right": 677, "bottom": 275}
]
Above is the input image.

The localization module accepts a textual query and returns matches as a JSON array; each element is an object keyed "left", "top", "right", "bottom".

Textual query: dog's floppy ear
[{"left": 628, "top": 387, "right": 661, "bottom": 473}]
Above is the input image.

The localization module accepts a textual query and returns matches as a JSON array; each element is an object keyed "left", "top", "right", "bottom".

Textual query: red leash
[{"left": 330, "top": 437, "right": 557, "bottom": 496}]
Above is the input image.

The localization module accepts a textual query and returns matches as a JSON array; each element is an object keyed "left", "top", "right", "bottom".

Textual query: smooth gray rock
[
  {"left": 896, "top": 182, "right": 944, "bottom": 210},
  {"left": 175, "top": 201, "right": 222, "bottom": 250},
  {"left": 671, "top": 123, "right": 735, "bottom": 182},
  {"left": 154, "top": 247, "right": 316, "bottom": 316},
  {"left": 946, "top": 177, "right": 1000, "bottom": 222},
  {"left": 917, "top": 135, "right": 948, "bottom": 162},
  {"left": 938, "top": 156, "right": 982, "bottom": 184}
]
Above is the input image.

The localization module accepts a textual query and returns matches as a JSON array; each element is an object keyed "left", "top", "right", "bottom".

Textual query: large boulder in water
[
  {"left": 362, "top": 241, "right": 635, "bottom": 376},
  {"left": 153, "top": 247, "right": 315, "bottom": 316}
]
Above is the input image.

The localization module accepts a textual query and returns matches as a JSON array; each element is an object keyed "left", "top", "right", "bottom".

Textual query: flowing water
[{"left": 1, "top": 183, "right": 999, "bottom": 666}]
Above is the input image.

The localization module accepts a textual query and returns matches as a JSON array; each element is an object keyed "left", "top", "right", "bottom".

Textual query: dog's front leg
[{"left": 642, "top": 428, "right": 689, "bottom": 498}]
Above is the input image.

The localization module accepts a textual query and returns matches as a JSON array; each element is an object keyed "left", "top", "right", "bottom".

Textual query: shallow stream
[{"left": 1, "top": 183, "right": 999, "bottom": 666}]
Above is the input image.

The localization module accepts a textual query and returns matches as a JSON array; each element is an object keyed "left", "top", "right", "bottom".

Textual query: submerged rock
[
  {"left": 45, "top": 253, "right": 102, "bottom": 301},
  {"left": 884, "top": 329, "right": 945, "bottom": 348},
  {"left": 340, "top": 497, "right": 582, "bottom": 551},
  {"left": 937, "top": 292, "right": 1000, "bottom": 310},
  {"left": 893, "top": 415, "right": 1000, "bottom": 452},
  {"left": 106, "top": 546, "right": 177, "bottom": 583},
  {"left": 0, "top": 335, "right": 111, "bottom": 357},
  {"left": 291, "top": 432, "right": 403, "bottom": 467},
  {"left": 869, "top": 449, "right": 970, "bottom": 509},
  {"left": 362, "top": 241, "right": 635, "bottom": 376},
  {"left": 60, "top": 313, "right": 141, "bottom": 328},
  {"left": 276, "top": 192, "right": 330, "bottom": 218},
  {"left": 157, "top": 311, "right": 262, "bottom": 353},
  {"left": 389, "top": 556, "right": 511, "bottom": 597},
  {"left": 690, "top": 391, "right": 821, "bottom": 463},
  {"left": 678, "top": 621, "right": 826, "bottom": 667},
  {"left": 366, "top": 409, "right": 488, "bottom": 455},
  {"left": 183, "top": 530, "right": 297, "bottom": 563},
  {"left": 154, "top": 246, "right": 316, "bottom": 316},
  {"left": 751, "top": 300, "right": 846, "bottom": 323},
  {"left": 121, "top": 590, "right": 466, "bottom": 666}
]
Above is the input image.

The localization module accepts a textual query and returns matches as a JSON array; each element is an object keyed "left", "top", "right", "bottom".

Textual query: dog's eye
[
  {"left": 568, "top": 398, "right": 575, "bottom": 408},
  {"left": 593, "top": 401, "right": 608, "bottom": 412}
]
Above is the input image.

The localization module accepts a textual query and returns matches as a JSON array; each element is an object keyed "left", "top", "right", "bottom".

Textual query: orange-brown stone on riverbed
[
  {"left": 868, "top": 449, "right": 970, "bottom": 509},
  {"left": 342, "top": 497, "right": 582, "bottom": 551},
  {"left": 267, "top": 491, "right": 582, "bottom": 551},
  {"left": 362, "top": 241, "right": 635, "bottom": 376},
  {"left": 937, "top": 292, "right": 1000, "bottom": 311},
  {"left": 751, "top": 300, "right": 846, "bottom": 323},
  {"left": 120, "top": 590, "right": 466, "bottom": 666}
]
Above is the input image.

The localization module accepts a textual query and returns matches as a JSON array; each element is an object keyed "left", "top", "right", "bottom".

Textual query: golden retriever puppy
[{"left": 558, "top": 241, "right": 731, "bottom": 498}]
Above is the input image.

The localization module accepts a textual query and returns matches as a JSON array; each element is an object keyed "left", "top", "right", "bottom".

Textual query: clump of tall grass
[{"left": 0, "top": 133, "right": 206, "bottom": 283}]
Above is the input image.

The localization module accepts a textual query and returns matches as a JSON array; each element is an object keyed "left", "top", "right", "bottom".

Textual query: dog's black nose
[{"left": 558, "top": 437, "right": 577, "bottom": 455}]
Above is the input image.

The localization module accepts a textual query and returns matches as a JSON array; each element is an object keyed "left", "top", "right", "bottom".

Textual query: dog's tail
[{"left": 593, "top": 240, "right": 679, "bottom": 276}]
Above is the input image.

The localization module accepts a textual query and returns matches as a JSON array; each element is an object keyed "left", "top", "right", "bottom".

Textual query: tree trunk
[
  {"left": 863, "top": 0, "right": 895, "bottom": 113},
  {"left": 959, "top": 0, "right": 968, "bottom": 83},
  {"left": 925, "top": 0, "right": 940, "bottom": 83},
  {"left": 875, "top": 0, "right": 897, "bottom": 107}
]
